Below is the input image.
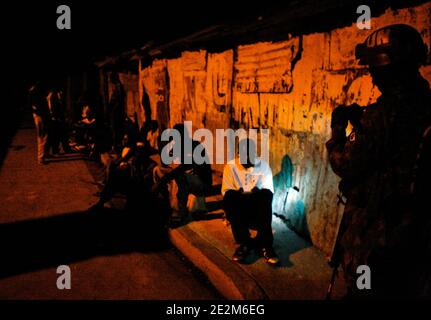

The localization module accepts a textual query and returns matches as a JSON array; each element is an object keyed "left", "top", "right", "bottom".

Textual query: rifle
[
  {"left": 326, "top": 193, "right": 347, "bottom": 300},
  {"left": 325, "top": 104, "right": 365, "bottom": 300}
]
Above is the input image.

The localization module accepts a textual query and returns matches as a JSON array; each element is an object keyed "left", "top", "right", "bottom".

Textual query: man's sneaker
[
  {"left": 232, "top": 244, "right": 251, "bottom": 263},
  {"left": 261, "top": 247, "right": 280, "bottom": 266}
]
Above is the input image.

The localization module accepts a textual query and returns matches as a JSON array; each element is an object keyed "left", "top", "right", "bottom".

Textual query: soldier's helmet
[{"left": 355, "top": 24, "right": 428, "bottom": 67}]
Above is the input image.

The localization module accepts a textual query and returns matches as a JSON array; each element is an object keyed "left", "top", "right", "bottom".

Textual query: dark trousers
[
  {"left": 74, "top": 122, "right": 96, "bottom": 146},
  {"left": 50, "top": 120, "right": 70, "bottom": 154},
  {"left": 99, "top": 162, "right": 131, "bottom": 204},
  {"left": 175, "top": 173, "right": 208, "bottom": 212},
  {"left": 223, "top": 189, "right": 273, "bottom": 248}
]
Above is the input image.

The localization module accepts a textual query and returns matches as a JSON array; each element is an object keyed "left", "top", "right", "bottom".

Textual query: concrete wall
[{"left": 139, "top": 3, "right": 431, "bottom": 256}]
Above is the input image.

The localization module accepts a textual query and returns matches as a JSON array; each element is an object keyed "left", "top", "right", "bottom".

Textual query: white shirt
[{"left": 221, "top": 158, "right": 274, "bottom": 195}]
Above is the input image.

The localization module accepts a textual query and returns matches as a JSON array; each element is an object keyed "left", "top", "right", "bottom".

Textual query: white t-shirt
[{"left": 221, "top": 158, "right": 274, "bottom": 195}]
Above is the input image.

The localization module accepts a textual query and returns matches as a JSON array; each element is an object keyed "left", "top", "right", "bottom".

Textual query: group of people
[
  {"left": 28, "top": 85, "right": 74, "bottom": 164},
  {"left": 29, "top": 71, "right": 128, "bottom": 165},
  {"left": 29, "top": 23, "right": 431, "bottom": 298},
  {"left": 90, "top": 118, "right": 280, "bottom": 266}
]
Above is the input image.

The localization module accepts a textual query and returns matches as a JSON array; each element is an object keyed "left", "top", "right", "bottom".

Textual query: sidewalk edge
[{"left": 169, "top": 225, "right": 268, "bottom": 300}]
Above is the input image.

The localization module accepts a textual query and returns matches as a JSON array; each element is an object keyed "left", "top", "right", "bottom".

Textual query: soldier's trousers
[
  {"left": 223, "top": 189, "right": 273, "bottom": 248},
  {"left": 32, "top": 114, "right": 48, "bottom": 162}
]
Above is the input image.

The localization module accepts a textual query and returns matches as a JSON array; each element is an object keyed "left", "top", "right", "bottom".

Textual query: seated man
[
  {"left": 91, "top": 129, "right": 156, "bottom": 210},
  {"left": 73, "top": 104, "right": 96, "bottom": 149},
  {"left": 222, "top": 138, "right": 279, "bottom": 266},
  {"left": 152, "top": 123, "right": 212, "bottom": 221}
]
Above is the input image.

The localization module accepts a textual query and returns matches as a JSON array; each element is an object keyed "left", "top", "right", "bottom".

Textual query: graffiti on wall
[
  {"left": 235, "top": 37, "right": 302, "bottom": 93},
  {"left": 139, "top": 2, "right": 431, "bottom": 256},
  {"left": 141, "top": 60, "right": 170, "bottom": 130}
]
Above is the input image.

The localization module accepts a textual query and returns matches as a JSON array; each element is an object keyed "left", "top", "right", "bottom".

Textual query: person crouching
[{"left": 222, "top": 138, "right": 279, "bottom": 266}]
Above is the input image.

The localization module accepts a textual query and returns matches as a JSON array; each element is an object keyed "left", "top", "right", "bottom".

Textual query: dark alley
[
  {"left": 0, "top": 127, "right": 221, "bottom": 299},
  {"left": 1, "top": 0, "right": 430, "bottom": 309}
]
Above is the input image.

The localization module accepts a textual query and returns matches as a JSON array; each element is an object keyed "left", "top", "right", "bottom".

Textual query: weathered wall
[
  {"left": 140, "top": 60, "right": 170, "bottom": 129},
  {"left": 139, "top": 3, "right": 431, "bottom": 256},
  {"left": 104, "top": 72, "right": 141, "bottom": 126},
  {"left": 119, "top": 73, "right": 140, "bottom": 124}
]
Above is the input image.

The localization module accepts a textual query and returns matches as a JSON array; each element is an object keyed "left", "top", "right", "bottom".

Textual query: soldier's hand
[
  {"left": 331, "top": 105, "right": 349, "bottom": 129},
  {"left": 346, "top": 103, "right": 363, "bottom": 128}
]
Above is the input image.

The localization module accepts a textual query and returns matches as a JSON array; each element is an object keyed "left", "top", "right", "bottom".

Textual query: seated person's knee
[{"left": 254, "top": 188, "right": 273, "bottom": 203}]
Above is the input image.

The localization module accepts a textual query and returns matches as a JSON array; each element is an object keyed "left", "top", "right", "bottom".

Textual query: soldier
[{"left": 326, "top": 24, "right": 431, "bottom": 298}]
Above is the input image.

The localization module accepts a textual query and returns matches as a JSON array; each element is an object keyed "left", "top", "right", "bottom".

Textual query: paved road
[{"left": 0, "top": 127, "right": 221, "bottom": 299}]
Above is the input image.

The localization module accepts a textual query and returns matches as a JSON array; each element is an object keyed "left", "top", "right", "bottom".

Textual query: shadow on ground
[
  {"left": 0, "top": 207, "right": 170, "bottom": 280},
  {"left": 274, "top": 230, "right": 312, "bottom": 269}
]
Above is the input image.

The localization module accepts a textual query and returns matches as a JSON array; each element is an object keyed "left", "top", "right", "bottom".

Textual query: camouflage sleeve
[{"left": 326, "top": 123, "right": 379, "bottom": 180}]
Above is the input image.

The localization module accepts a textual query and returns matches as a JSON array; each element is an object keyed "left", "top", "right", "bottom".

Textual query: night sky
[{"left": 2, "top": 1, "right": 281, "bottom": 87}]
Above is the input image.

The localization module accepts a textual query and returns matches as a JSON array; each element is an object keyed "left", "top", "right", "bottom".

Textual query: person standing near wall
[
  {"left": 326, "top": 24, "right": 431, "bottom": 298},
  {"left": 47, "top": 87, "right": 72, "bottom": 154},
  {"left": 108, "top": 72, "right": 126, "bottom": 153},
  {"left": 29, "top": 83, "right": 50, "bottom": 164}
]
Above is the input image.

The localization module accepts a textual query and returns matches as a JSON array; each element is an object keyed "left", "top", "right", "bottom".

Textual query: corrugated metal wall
[{"left": 139, "top": 3, "right": 431, "bottom": 256}]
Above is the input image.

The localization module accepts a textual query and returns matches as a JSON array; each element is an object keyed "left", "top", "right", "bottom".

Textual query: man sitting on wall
[
  {"left": 222, "top": 138, "right": 279, "bottom": 266},
  {"left": 152, "top": 123, "right": 213, "bottom": 222},
  {"left": 91, "top": 127, "right": 157, "bottom": 211}
]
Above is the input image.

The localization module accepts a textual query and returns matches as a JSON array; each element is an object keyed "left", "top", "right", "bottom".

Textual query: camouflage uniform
[{"left": 326, "top": 76, "right": 431, "bottom": 298}]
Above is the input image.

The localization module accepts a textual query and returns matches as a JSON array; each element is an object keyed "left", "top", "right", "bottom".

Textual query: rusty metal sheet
[{"left": 235, "top": 37, "right": 301, "bottom": 93}]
